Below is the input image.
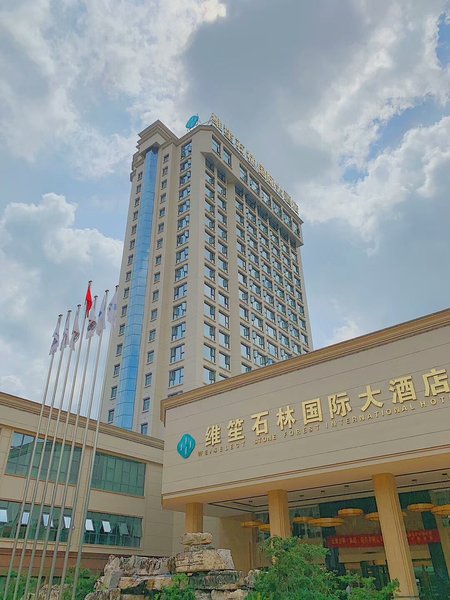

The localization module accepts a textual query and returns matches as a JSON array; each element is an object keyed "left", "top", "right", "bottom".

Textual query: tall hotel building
[{"left": 101, "top": 116, "right": 312, "bottom": 437}]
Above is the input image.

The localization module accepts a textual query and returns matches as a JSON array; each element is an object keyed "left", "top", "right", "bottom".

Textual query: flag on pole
[
  {"left": 107, "top": 287, "right": 118, "bottom": 330},
  {"left": 86, "top": 296, "right": 97, "bottom": 338},
  {"left": 85, "top": 282, "right": 93, "bottom": 317},
  {"left": 70, "top": 306, "right": 81, "bottom": 350},
  {"left": 60, "top": 311, "right": 71, "bottom": 351},
  {"left": 96, "top": 292, "right": 107, "bottom": 336},
  {"left": 49, "top": 315, "right": 62, "bottom": 355}
]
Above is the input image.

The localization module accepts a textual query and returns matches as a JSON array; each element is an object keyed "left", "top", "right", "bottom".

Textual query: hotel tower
[{"left": 101, "top": 115, "right": 312, "bottom": 438}]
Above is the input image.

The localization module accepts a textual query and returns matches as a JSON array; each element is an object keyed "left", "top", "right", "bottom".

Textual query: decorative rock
[
  {"left": 189, "top": 570, "right": 246, "bottom": 590},
  {"left": 211, "top": 591, "right": 248, "bottom": 600},
  {"left": 109, "top": 590, "right": 121, "bottom": 600},
  {"left": 118, "top": 576, "right": 145, "bottom": 590},
  {"left": 145, "top": 575, "right": 173, "bottom": 590},
  {"left": 194, "top": 592, "right": 212, "bottom": 600},
  {"left": 175, "top": 548, "right": 235, "bottom": 573},
  {"left": 244, "top": 569, "right": 260, "bottom": 589},
  {"left": 182, "top": 532, "right": 213, "bottom": 546},
  {"left": 103, "top": 570, "right": 123, "bottom": 590},
  {"left": 121, "top": 596, "right": 146, "bottom": 600}
]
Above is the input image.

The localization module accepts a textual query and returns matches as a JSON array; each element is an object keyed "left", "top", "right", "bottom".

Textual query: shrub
[{"left": 155, "top": 574, "right": 196, "bottom": 600}]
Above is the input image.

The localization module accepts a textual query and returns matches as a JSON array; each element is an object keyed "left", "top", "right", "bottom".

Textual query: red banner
[{"left": 327, "top": 529, "right": 440, "bottom": 548}]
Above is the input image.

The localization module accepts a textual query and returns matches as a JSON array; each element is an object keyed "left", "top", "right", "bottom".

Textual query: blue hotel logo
[{"left": 177, "top": 433, "right": 196, "bottom": 459}]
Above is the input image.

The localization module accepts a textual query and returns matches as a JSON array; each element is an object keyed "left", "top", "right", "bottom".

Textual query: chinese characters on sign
[
  {"left": 210, "top": 114, "right": 298, "bottom": 214},
  {"left": 198, "top": 367, "right": 450, "bottom": 455}
]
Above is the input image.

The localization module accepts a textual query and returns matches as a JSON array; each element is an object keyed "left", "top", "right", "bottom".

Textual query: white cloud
[
  {"left": 300, "top": 116, "right": 450, "bottom": 243},
  {"left": 326, "top": 317, "right": 366, "bottom": 346},
  {"left": 0, "top": 0, "right": 226, "bottom": 175},
  {"left": 0, "top": 192, "right": 122, "bottom": 400}
]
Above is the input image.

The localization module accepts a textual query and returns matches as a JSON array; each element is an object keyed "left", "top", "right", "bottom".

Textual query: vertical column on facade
[
  {"left": 185, "top": 503, "right": 203, "bottom": 533},
  {"left": 268, "top": 489, "right": 291, "bottom": 538},
  {"left": 373, "top": 473, "right": 419, "bottom": 599}
]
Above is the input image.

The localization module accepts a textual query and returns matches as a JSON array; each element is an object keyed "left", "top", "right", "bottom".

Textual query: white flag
[
  {"left": 86, "top": 297, "right": 97, "bottom": 339},
  {"left": 70, "top": 306, "right": 81, "bottom": 350},
  {"left": 96, "top": 292, "right": 107, "bottom": 336},
  {"left": 49, "top": 315, "right": 62, "bottom": 355},
  {"left": 107, "top": 288, "right": 118, "bottom": 329},
  {"left": 60, "top": 311, "right": 71, "bottom": 351}
]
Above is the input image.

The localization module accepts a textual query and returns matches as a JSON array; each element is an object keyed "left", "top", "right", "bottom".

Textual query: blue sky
[{"left": 1, "top": 0, "right": 450, "bottom": 400}]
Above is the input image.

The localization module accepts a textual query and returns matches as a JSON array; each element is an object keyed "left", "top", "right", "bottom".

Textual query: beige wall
[{"left": 162, "top": 313, "right": 450, "bottom": 507}]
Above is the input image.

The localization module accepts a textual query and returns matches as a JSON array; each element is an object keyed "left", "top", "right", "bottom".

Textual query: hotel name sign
[
  {"left": 209, "top": 114, "right": 298, "bottom": 215},
  {"left": 194, "top": 366, "right": 450, "bottom": 458}
]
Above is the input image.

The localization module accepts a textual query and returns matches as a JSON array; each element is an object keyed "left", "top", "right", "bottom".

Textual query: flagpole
[
  {"left": 11, "top": 313, "right": 67, "bottom": 600},
  {"left": 22, "top": 311, "right": 73, "bottom": 600},
  {"left": 57, "top": 294, "right": 98, "bottom": 597},
  {"left": 41, "top": 304, "right": 87, "bottom": 597},
  {"left": 69, "top": 290, "right": 109, "bottom": 600},
  {"left": 3, "top": 315, "right": 62, "bottom": 600},
  {"left": 32, "top": 308, "right": 84, "bottom": 597}
]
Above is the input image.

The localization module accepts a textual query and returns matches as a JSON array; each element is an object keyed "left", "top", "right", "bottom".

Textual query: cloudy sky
[{"left": 1, "top": 0, "right": 450, "bottom": 401}]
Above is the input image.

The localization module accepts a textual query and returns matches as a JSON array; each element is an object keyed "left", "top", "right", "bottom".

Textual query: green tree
[
  {"left": 62, "top": 567, "right": 97, "bottom": 600},
  {"left": 247, "top": 537, "right": 398, "bottom": 600},
  {"left": 155, "top": 574, "right": 196, "bottom": 600}
]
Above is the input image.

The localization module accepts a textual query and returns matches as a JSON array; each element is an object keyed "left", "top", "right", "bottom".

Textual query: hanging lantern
[
  {"left": 309, "top": 517, "right": 345, "bottom": 528},
  {"left": 431, "top": 504, "right": 450, "bottom": 516},
  {"left": 365, "top": 512, "right": 380, "bottom": 521},
  {"left": 292, "top": 516, "right": 312, "bottom": 524},
  {"left": 241, "top": 520, "right": 263, "bottom": 528},
  {"left": 338, "top": 508, "right": 364, "bottom": 518},
  {"left": 258, "top": 524, "right": 271, "bottom": 532},
  {"left": 407, "top": 503, "right": 435, "bottom": 513}
]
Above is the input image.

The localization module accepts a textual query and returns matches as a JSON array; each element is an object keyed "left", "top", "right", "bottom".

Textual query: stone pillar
[
  {"left": 185, "top": 503, "right": 203, "bottom": 533},
  {"left": 268, "top": 489, "right": 290, "bottom": 538},
  {"left": 373, "top": 473, "right": 419, "bottom": 599}
]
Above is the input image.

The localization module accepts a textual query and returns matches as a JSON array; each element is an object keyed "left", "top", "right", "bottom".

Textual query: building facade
[
  {"left": 0, "top": 392, "right": 173, "bottom": 586},
  {"left": 162, "top": 308, "right": 450, "bottom": 600},
  {"left": 101, "top": 116, "right": 312, "bottom": 437}
]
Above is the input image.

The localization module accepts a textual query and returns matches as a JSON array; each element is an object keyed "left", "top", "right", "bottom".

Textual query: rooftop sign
[{"left": 210, "top": 114, "right": 298, "bottom": 215}]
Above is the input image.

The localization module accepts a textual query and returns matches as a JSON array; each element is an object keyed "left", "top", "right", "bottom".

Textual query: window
[
  {"left": 170, "top": 344, "right": 185, "bottom": 363},
  {"left": 175, "top": 264, "right": 188, "bottom": 281},
  {"left": 203, "top": 367, "right": 216, "bottom": 384},
  {"left": 240, "top": 324, "right": 250, "bottom": 339},
  {"left": 205, "top": 232, "right": 215, "bottom": 246},
  {"left": 116, "top": 344, "right": 123, "bottom": 356},
  {"left": 169, "top": 367, "right": 184, "bottom": 387},
  {"left": 173, "top": 302, "right": 187, "bottom": 319},
  {"left": 179, "top": 186, "right": 190, "bottom": 199},
  {"left": 212, "top": 137, "right": 221, "bottom": 154},
  {"left": 204, "top": 322, "right": 215, "bottom": 341},
  {"left": 178, "top": 199, "right": 190, "bottom": 214},
  {"left": 136, "top": 184, "right": 141, "bottom": 193},
  {"left": 163, "top": 153, "right": 169, "bottom": 163},
  {"left": 218, "top": 257, "right": 228, "bottom": 272},
  {"left": 241, "top": 343, "right": 251, "bottom": 360},
  {"left": 155, "top": 255, "right": 162, "bottom": 266},
  {"left": 162, "top": 166, "right": 168, "bottom": 176},
  {"left": 157, "top": 223, "right": 164, "bottom": 233},
  {"left": 204, "top": 283, "right": 215, "bottom": 300},
  {"left": 133, "top": 210, "right": 138, "bottom": 221},
  {"left": 241, "top": 363, "right": 252, "bottom": 373},
  {"left": 119, "top": 324, "right": 125, "bottom": 335},
  {"left": 223, "top": 147, "right": 232, "bottom": 166},
  {"left": 205, "top": 157, "right": 215, "bottom": 172},
  {"left": 204, "top": 265, "right": 215, "bottom": 281},
  {"left": 134, "top": 198, "right": 140, "bottom": 207},
  {"left": 125, "top": 271, "right": 131, "bottom": 282},
  {"left": 181, "top": 141, "right": 192, "bottom": 158},
  {"left": 141, "top": 423, "right": 148, "bottom": 435},
  {"left": 240, "top": 165, "right": 248, "bottom": 182},
  {"left": 177, "top": 230, "right": 189, "bottom": 246},
  {"left": 111, "top": 386, "right": 117, "bottom": 399},
  {"left": 147, "top": 350, "right": 154, "bottom": 364},
  {"left": 204, "top": 248, "right": 215, "bottom": 263},
  {"left": 144, "top": 373, "right": 152, "bottom": 387},
  {"left": 217, "top": 183, "right": 226, "bottom": 198},
  {"left": 121, "top": 305, "right": 127, "bottom": 317},
  {"left": 219, "top": 352, "right": 230, "bottom": 370},
  {"left": 148, "top": 329, "right": 156, "bottom": 342},
  {"left": 180, "top": 158, "right": 191, "bottom": 172},
  {"left": 129, "top": 239, "right": 135, "bottom": 250},
  {"left": 152, "top": 290, "right": 159, "bottom": 302},
  {"left": 266, "top": 324, "right": 277, "bottom": 339},
  {"left": 154, "top": 272, "right": 160, "bottom": 283},
  {"left": 177, "top": 215, "right": 189, "bottom": 230},
  {"left": 174, "top": 283, "right": 187, "bottom": 300},
  {"left": 218, "top": 292, "right": 229, "bottom": 308},
  {"left": 159, "top": 207, "right": 165, "bottom": 218},
  {"left": 107, "top": 409, "right": 114, "bottom": 424},
  {"left": 161, "top": 180, "right": 167, "bottom": 189},
  {"left": 268, "top": 342, "right": 279, "bottom": 357},
  {"left": 127, "top": 255, "right": 133, "bottom": 266},
  {"left": 160, "top": 193, "right": 166, "bottom": 203},
  {"left": 156, "top": 238, "right": 163, "bottom": 249},
  {"left": 137, "top": 171, "right": 143, "bottom": 181},
  {"left": 253, "top": 332, "right": 265, "bottom": 348},
  {"left": 238, "top": 272, "right": 247, "bottom": 286},
  {"left": 171, "top": 322, "right": 186, "bottom": 341},
  {"left": 204, "top": 302, "right": 215, "bottom": 320},
  {"left": 218, "top": 311, "right": 229, "bottom": 328},
  {"left": 203, "top": 344, "right": 216, "bottom": 363},
  {"left": 84, "top": 510, "right": 142, "bottom": 547},
  {"left": 150, "top": 309, "right": 158, "bottom": 321},
  {"left": 113, "top": 364, "right": 120, "bottom": 377},
  {"left": 239, "top": 306, "right": 249, "bottom": 321},
  {"left": 218, "top": 274, "right": 228, "bottom": 290},
  {"left": 218, "top": 242, "right": 228, "bottom": 257}
]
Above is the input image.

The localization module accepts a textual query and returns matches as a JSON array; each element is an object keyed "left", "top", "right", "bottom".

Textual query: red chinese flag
[{"left": 85, "top": 284, "right": 93, "bottom": 317}]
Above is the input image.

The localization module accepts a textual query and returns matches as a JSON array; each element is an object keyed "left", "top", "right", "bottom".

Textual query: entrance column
[
  {"left": 373, "top": 473, "right": 419, "bottom": 599},
  {"left": 268, "top": 489, "right": 291, "bottom": 538},
  {"left": 185, "top": 502, "right": 203, "bottom": 533}
]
